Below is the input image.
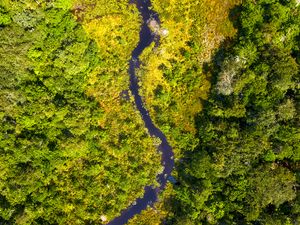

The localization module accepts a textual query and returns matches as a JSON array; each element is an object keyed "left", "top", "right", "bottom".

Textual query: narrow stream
[{"left": 106, "top": 0, "right": 174, "bottom": 224}]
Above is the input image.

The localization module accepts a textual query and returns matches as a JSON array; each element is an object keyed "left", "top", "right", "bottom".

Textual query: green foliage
[
  {"left": 168, "top": 0, "right": 300, "bottom": 224},
  {"left": 1, "top": 0, "right": 299, "bottom": 224},
  {"left": 0, "top": 7, "right": 11, "bottom": 26},
  {"left": 0, "top": 0, "right": 161, "bottom": 224},
  {"left": 244, "top": 165, "right": 296, "bottom": 220}
]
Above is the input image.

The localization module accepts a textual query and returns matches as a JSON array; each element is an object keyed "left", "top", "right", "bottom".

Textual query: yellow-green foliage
[
  {"left": 135, "top": 0, "right": 238, "bottom": 157},
  {"left": 75, "top": 0, "right": 162, "bottom": 220},
  {"left": 135, "top": 0, "right": 240, "bottom": 157},
  {"left": 127, "top": 183, "right": 174, "bottom": 225},
  {"left": 0, "top": 0, "right": 162, "bottom": 223},
  {"left": 129, "top": 1, "right": 242, "bottom": 220},
  {"left": 197, "top": 0, "right": 241, "bottom": 61}
]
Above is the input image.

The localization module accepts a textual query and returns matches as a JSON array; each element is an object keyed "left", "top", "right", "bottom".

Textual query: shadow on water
[{"left": 106, "top": 0, "right": 174, "bottom": 224}]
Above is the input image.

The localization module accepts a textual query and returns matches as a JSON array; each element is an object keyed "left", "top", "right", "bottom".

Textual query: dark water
[{"left": 106, "top": 0, "right": 174, "bottom": 224}]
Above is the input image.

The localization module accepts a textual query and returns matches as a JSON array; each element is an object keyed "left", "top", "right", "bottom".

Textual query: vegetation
[
  {"left": 166, "top": 0, "right": 300, "bottom": 224},
  {"left": 0, "top": 0, "right": 299, "bottom": 224},
  {"left": 137, "top": 0, "right": 241, "bottom": 158},
  {"left": 0, "top": 0, "right": 161, "bottom": 224}
]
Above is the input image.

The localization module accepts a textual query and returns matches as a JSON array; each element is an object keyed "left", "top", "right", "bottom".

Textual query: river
[{"left": 106, "top": 0, "right": 174, "bottom": 224}]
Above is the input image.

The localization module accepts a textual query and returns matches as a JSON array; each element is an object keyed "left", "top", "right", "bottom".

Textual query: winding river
[{"left": 107, "top": 0, "right": 174, "bottom": 224}]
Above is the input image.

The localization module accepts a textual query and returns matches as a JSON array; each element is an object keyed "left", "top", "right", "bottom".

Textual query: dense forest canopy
[
  {"left": 0, "top": 0, "right": 161, "bottom": 224},
  {"left": 0, "top": 0, "right": 299, "bottom": 224},
  {"left": 164, "top": 0, "right": 300, "bottom": 224}
]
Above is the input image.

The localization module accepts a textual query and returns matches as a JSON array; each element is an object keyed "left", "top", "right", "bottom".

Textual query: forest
[
  {"left": 159, "top": 0, "right": 300, "bottom": 224},
  {"left": 0, "top": 0, "right": 160, "bottom": 224},
  {"left": 0, "top": 0, "right": 299, "bottom": 224}
]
